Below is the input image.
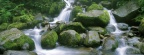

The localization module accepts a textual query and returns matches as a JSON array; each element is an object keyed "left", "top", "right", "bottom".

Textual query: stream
[{"left": 23, "top": 0, "right": 143, "bottom": 55}]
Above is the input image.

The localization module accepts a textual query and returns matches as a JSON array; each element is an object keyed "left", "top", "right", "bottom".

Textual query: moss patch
[{"left": 41, "top": 30, "right": 58, "bottom": 48}]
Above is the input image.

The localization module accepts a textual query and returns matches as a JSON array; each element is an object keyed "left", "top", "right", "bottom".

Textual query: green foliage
[
  {"left": 87, "top": 3, "right": 103, "bottom": 11},
  {"left": 138, "top": 0, "right": 144, "bottom": 12},
  {"left": 133, "top": 14, "right": 144, "bottom": 23},
  {"left": 11, "top": 0, "right": 65, "bottom": 17}
]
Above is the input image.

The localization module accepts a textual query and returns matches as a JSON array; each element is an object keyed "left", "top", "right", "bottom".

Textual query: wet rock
[
  {"left": 125, "top": 47, "right": 141, "bottom": 54},
  {"left": 88, "top": 27, "right": 106, "bottom": 34},
  {"left": 0, "top": 28, "right": 34, "bottom": 53},
  {"left": 117, "top": 23, "right": 129, "bottom": 31},
  {"left": 102, "top": 37, "right": 118, "bottom": 51},
  {"left": 134, "top": 42, "right": 144, "bottom": 54},
  {"left": 59, "top": 30, "right": 81, "bottom": 47},
  {"left": 56, "top": 22, "right": 86, "bottom": 34},
  {"left": 106, "top": 24, "right": 115, "bottom": 33},
  {"left": 74, "top": 10, "right": 110, "bottom": 27},
  {"left": 79, "top": 33, "right": 87, "bottom": 45},
  {"left": 128, "top": 37, "right": 140, "bottom": 46},
  {"left": 3, "top": 50, "right": 37, "bottom": 55},
  {"left": 84, "top": 31, "right": 100, "bottom": 47},
  {"left": 113, "top": 1, "right": 140, "bottom": 25},
  {"left": 41, "top": 30, "right": 58, "bottom": 48}
]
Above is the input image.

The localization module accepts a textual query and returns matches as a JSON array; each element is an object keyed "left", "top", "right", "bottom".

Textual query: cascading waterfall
[
  {"left": 23, "top": 0, "right": 91, "bottom": 55},
  {"left": 23, "top": 25, "right": 43, "bottom": 51},
  {"left": 107, "top": 10, "right": 130, "bottom": 55},
  {"left": 49, "top": 0, "right": 74, "bottom": 24}
]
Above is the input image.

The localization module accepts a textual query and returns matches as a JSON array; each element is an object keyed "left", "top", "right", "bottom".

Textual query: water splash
[
  {"left": 24, "top": 27, "right": 43, "bottom": 51},
  {"left": 49, "top": 0, "right": 74, "bottom": 24},
  {"left": 106, "top": 9, "right": 130, "bottom": 55}
]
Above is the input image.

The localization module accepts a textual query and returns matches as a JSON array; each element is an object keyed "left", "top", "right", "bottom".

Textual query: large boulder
[
  {"left": 56, "top": 22, "right": 86, "bottom": 33},
  {"left": 113, "top": 1, "right": 140, "bottom": 25},
  {"left": 0, "top": 28, "right": 34, "bottom": 53},
  {"left": 84, "top": 31, "right": 101, "bottom": 47},
  {"left": 74, "top": 10, "right": 110, "bottom": 27},
  {"left": 125, "top": 47, "right": 141, "bottom": 54},
  {"left": 41, "top": 30, "right": 58, "bottom": 48},
  {"left": 59, "top": 30, "right": 81, "bottom": 47},
  {"left": 3, "top": 50, "right": 37, "bottom": 55},
  {"left": 102, "top": 37, "right": 118, "bottom": 51},
  {"left": 139, "top": 18, "right": 144, "bottom": 35}
]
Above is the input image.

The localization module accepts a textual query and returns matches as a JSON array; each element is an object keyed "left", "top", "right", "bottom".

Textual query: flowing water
[
  {"left": 107, "top": 10, "right": 132, "bottom": 55},
  {"left": 22, "top": 1, "right": 142, "bottom": 55},
  {"left": 23, "top": 0, "right": 93, "bottom": 55},
  {"left": 49, "top": 0, "right": 74, "bottom": 24}
]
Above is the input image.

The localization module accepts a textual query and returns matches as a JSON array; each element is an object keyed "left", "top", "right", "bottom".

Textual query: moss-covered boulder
[
  {"left": 74, "top": 10, "right": 110, "bottom": 27},
  {"left": 7, "top": 22, "right": 27, "bottom": 29},
  {"left": 87, "top": 3, "right": 103, "bottom": 11},
  {"left": 0, "top": 23, "right": 9, "bottom": 31},
  {"left": 139, "top": 18, "right": 144, "bottom": 35},
  {"left": 84, "top": 31, "right": 101, "bottom": 47},
  {"left": 41, "top": 30, "right": 58, "bottom": 48},
  {"left": 0, "top": 28, "right": 34, "bottom": 53},
  {"left": 113, "top": 1, "right": 140, "bottom": 26},
  {"left": 56, "top": 22, "right": 86, "bottom": 34},
  {"left": 59, "top": 30, "right": 81, "bottom": 47}
]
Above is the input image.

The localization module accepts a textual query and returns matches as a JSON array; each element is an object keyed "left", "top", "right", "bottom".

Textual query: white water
[
  {"left": 49, "top": 0, "right": 74, "bottom": 24},
  {"left": 23, "top": 0, "right": 92, "bottom": 55},
  {"left": 107, "top": 10, "right": 130, "bottom": 55},
  {"left": 24, "top": 27, "right": 43, "bottom": 51}
]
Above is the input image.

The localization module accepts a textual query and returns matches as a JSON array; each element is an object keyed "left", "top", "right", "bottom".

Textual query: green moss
[
  {"left": 75, "top": 10, "right": 110, "bottom": 27},
  {"left": 8, "top": 22, "right": 27, "bottom": 29},
  {"left": 41, "top": 30, "right": 58, "bottom": 48},
  {"left": 59, "top": 30, "right": 81, "bottom": 47},
  {"left": 56, "top": 22, "right": 86, "bottom": 34},
  {"left": 98, "top": 10, "right": 110, "bottom": 26},
  {"left": 133, "top": 14, "right": 144, "bottom": 23},
  {"left": 139, "top": 18, "right": 144, "bottom": 35},
  {"left": 71, "top": 6, "right": 83, "bottom": 18},
  {"left": 0, "top": 23, "right": 9, "bottom": 31},
  {"left": 3, "top": 35, "right": 34, "bottom": 50},
  {"left": 87, "top": 3, "right": 103, "bottom": 11}
]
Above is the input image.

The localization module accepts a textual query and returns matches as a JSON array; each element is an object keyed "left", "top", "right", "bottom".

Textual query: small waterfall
[
  {"left": 107, "top": 10, "right": 122, "bottom": 33},
  {"left": 49, "top": 0, "right": 74, "bottom": 23},
  {"left": 106, "top": 10, "right": 130, "bottom": 55},
  {"left": 23, "top": 26, "right": 43, "bottom": 51}
]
